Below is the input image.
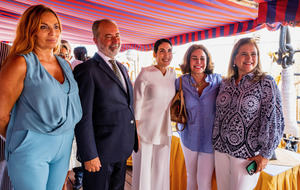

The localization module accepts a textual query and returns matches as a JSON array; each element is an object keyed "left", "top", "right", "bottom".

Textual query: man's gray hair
[{"left": 92, "top": 19, "right": 117, "bottom": 38}]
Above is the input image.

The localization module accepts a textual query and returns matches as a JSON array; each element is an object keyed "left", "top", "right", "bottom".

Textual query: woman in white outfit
[{"left": 132, "top": 39, "right": 176, "bottom": 190}]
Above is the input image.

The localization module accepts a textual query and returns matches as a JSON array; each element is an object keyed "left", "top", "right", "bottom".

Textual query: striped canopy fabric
[
  {"left": 0, "top": 0, "right": 299, "bottom": 51},
  {"left": 257, "top": 0, "right": 300, "bottom": 25}
]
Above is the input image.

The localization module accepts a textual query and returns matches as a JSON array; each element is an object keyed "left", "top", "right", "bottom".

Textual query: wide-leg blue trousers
[{"left": 7, "top": 130, "right": 74, "bottom": 190}]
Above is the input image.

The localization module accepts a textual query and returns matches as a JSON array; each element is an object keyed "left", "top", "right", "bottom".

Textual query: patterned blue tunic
[{"left": 212, "top": 73, "right": 284, "bottom": 159}]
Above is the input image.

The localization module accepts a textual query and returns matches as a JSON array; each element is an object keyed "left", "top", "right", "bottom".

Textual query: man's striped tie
[{"left": 109, "top": 59, "right": 122, "bottom": 81}]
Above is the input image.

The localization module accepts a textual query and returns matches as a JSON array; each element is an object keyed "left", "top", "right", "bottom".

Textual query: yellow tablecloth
[
  {"left": 170, "top": 136, "right": 300, "bottom": 190},
  {"left": 254, "top": 165, "right": 300, "bottom": 190},
  {"left": 170, "top": 136, "right": 187, "bottom": 190}
]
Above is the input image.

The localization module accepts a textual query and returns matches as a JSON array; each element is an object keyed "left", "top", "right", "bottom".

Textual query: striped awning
[
  {"left": 0, "top": 0, "right": 299, "bottom": 51},
  {"left": 257, "top": 0, "right": 300, "bottom": 25}
]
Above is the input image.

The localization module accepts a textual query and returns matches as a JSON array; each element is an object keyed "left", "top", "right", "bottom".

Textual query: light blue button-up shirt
[{"left": 175, "top": 73, "right": 222, "bottom": 153}]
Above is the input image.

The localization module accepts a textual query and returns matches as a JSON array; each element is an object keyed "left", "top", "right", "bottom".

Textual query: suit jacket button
[{"left": 130, "top": 120, "right": 134, "bottom": 124}]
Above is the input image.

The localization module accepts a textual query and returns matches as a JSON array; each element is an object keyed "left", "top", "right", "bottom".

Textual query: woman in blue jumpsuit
[{"left": 0, "top": 5, "right": 82, "bottom": 190}]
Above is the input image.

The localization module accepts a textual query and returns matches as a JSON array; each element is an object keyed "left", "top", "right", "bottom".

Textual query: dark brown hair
[
  {"left": 154, "top": 39, "right": 172, "bottom": 53},
  {"left": 180, "top": 44, "right": 214, "bottom": 74}
]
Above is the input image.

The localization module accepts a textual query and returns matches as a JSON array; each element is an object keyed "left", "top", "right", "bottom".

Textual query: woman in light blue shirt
[{"left": 175, "top": 44, "right": 222, "bottom": 190}]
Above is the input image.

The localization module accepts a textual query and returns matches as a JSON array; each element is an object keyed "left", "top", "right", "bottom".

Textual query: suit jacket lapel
[{"left": 93, "top": 53, "right": 127, "bottom": 94}]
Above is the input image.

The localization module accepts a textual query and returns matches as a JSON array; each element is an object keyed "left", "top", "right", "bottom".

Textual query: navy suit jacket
[{"left": 73, "top": 53, "right": 138, "bottom": 164}]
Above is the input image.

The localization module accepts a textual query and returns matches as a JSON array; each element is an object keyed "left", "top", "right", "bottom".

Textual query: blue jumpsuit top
[{"left": 5, "top": 52, "right": 82, "bottom": 159}]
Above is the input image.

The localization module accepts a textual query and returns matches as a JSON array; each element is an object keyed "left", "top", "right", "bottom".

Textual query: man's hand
[
  {"left": 248, "top": 155, "right": 268, "bottom": 173},
  {"left": 84, "top": 157, "right": 101, "bottom": 172}
]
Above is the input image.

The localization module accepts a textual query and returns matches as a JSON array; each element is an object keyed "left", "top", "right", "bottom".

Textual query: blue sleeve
[{"left": 216, "top": 73, "right": 223, "bottom": 86}]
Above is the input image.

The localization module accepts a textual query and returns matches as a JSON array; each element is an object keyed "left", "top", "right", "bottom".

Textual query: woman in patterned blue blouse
[
  {"left": 212, "top": 38, "right": 284, "bottom": 190},
  {"left": 175, "top": 44, "right": 222, "bottom": 190}
]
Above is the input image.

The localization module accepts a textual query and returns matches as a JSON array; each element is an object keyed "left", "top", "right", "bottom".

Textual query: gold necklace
[{"left": 190, "top": 74, "right": 207, "bottom": 92}]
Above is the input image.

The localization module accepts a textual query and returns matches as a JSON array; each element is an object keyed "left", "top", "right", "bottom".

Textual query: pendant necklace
[{"left": 190, "top": 74, "right": 208, "bottom": 95}]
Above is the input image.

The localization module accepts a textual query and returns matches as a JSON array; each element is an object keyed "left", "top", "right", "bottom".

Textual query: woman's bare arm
[{"left": 0, "top": 56, "right": 26, "bottom": 137}]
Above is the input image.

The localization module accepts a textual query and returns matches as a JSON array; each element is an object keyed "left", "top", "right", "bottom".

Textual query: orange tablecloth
[{"left": 170, "top": 136, "right": 300, "bottom": 190}]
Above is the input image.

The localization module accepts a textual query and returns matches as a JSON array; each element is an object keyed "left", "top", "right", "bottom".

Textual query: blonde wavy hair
[
  {"left": 227, "top": 37, "right": 265, "bottom": 82},
  {"left": 5, "top": 5, "right": 62, "bottom": 63}
]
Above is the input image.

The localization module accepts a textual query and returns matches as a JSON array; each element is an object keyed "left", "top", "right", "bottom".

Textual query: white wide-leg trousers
[{"left": 132, "top": 140, "right": 171, "bottom": 190}]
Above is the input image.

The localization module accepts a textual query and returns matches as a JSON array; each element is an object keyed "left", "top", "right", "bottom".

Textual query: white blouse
[{"left": 134, "top": 65, "right": 176, "bottom": 145}]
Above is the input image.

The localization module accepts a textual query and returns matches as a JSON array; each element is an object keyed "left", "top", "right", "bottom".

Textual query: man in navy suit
[{"left": 73, "top": 19, "right": 138, "bottom": 190}]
